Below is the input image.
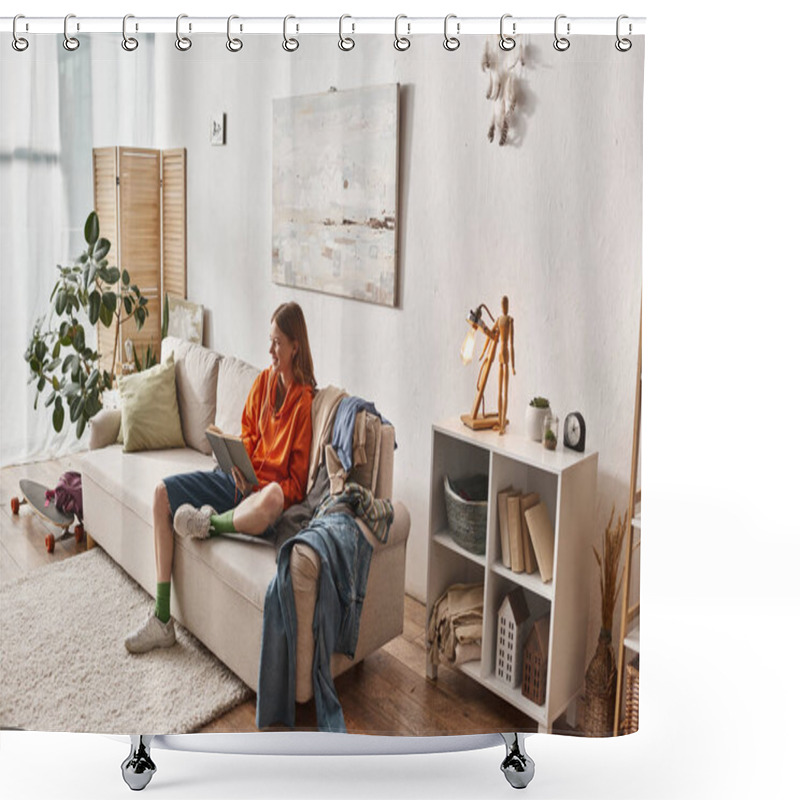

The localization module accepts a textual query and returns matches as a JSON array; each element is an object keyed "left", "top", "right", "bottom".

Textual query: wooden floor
[{"left": 2, "top": 455, "right": 574, "bottom": 736}]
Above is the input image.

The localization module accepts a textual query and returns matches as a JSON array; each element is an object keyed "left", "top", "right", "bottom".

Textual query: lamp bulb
[{"left": 460, "top": 328, "right": 476, "bottom": 364}]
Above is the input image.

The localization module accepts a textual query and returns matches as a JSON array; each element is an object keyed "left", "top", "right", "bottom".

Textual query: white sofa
[{"left": 81, "top": 336, "right": 410, "bottom": 706}]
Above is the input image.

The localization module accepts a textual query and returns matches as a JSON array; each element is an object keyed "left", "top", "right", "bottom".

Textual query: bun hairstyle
[{"left": 272, "top": 302, "right": 316, "bottom": 390}]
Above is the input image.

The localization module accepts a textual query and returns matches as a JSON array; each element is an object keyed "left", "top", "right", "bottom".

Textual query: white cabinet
[{"left": 426, "top": 418, "right": 598, "bottom": 733}]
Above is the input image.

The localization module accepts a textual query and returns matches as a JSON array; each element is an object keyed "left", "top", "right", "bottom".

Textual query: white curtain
[{"left": 0, "top": 35, "right": 154, "bottom": 466}]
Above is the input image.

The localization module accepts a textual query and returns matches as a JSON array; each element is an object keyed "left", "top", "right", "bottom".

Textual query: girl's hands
[{"left": 232, "top": 465, "right": 255, "bottom": 497}]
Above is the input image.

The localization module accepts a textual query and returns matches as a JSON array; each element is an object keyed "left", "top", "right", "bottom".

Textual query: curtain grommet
[
  {"left": 12, "top": 14, "right": 29, "bottom": 51},
  {"left": 121, "top": 14, "right": 139, "bottom": 51},
  {"left": 499, "top": 14, "right": 516, "bottom": 51},
  {"left": 338, "top": 14, "right": 355, "bottom": 51},
  {"left": 282, "top": 15, "right": 299, "bottom": 52},
  {"left": 553, "top": 14, "right": 570, "bottom": 52},
  {"left": 615, "top": 15, "right": 632, "bottom": 52},
  {"left": 443, "top": 14, "right": 460, "bottom": 51},
  {"left": 226, "top": 15, "right": 243, "bottom": 52},
  {"left": 63, "top": 14, "right": 80, "bottom": 51},
  {"left": 394, "top": 14, "right": 410, "bottom": 51},
  {"left": 175, "top": 14, "right": 192, "bottom": 51}
]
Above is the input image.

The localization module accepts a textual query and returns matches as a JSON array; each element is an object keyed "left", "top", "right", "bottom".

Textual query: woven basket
[
  {"left": 444, "top": 474, "right": 488, "bottom": 555},
  {"left": 621, "top": 654, "right": 639, "bottom": 734}
]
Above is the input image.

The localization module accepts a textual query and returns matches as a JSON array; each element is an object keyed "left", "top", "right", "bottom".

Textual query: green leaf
[
  {"left": 44, "top": 391, "right": 57, "bottom": 408},
  {"left": 103, "top": 372, "right": 113, "bottom": 390},
  {"left": 55, "top": 290, "right": 67, "bottom": 316},
  {"left": 106, "top": 268, "right": 121, "bottom": 285},
  {"left": 84, "top": 211, "right": 99, "bottom": 246},
  {"left": 53, "top": 341, "right": 61, "bottom": 359},
  {"left": 53, "top": 403, "right": 65, "bottom": 433},
  {"left": 94, "top": 238, "right": 111, "bottom": 260},
  {"left": 37, "top": 376, "right": 46, "bottom": 392},
  {"left": 133, "top": 346, "right": 142, "bottom": 372},
  {"left": 87, "top": 369, "right": 100, "bottom": 390},
  {"left": 78, "top": 253, "right": 88, "bottom": 264},
  {"left": 89, "top": 291, "right": 101, "bottom": 325},
  {"left": 123, "top": 296, "right": 133, "bottom": 315},
  {"left": 161, "top": 294, "right": 169, "bottom": 339},
  {"left": 98, "top": 302, "right": 114, "bottom": 328},
  {"left": 122, "top": 269, "right": 130, "bottom": 285},
  {"left": 102, "top": 291, "right": 117, "bottom": 311},
  {"left": 139, "top": 296, "right": 149, "bottom": 307},
  {"left": 74, "top": 326, "right": 85, "bottom": 352},
  {"left": 76, "top": 415, "right": 87, "bottom": 439},
  {"left": 52, "top": 376, "right": 60, "bottom": 391}
]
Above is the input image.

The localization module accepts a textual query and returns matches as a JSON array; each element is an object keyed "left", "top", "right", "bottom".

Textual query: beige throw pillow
[{"left": 119, "top": 354, "right": 185, "bottom": 453}]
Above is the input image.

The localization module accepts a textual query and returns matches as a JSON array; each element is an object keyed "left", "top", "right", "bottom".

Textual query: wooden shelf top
[{"left": 433, "top": 417, "right": 597, "bottom": 475}]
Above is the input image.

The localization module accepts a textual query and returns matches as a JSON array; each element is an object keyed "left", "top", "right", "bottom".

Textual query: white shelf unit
[{"left": 426, "top": 418, "right": 598, "bottom": 733}]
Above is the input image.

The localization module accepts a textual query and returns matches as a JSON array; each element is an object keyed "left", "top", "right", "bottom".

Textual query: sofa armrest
[
  {"left": 88, "top": 409, "right": 121, "bottom": 450},
  {"left": 290, "top": 500, "right": 410, "bottom": 703}
]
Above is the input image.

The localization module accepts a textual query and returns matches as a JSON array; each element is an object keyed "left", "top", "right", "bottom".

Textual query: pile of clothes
[{"left": 427, "top": 582, "right": 484, "bottom": 667}]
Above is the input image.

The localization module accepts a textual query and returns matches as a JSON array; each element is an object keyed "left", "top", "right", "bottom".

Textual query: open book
[{"left": 205, "top": 426, "right": 259, "bottom": 487}]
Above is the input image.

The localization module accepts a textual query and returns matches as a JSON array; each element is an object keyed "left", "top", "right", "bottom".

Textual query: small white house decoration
[{"left": 496, "top": 587, "right": 530, "bottom": 687}]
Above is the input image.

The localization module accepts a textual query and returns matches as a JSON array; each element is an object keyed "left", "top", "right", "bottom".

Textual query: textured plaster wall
[{"left": 151, "top": 34, "right": 643, "bottom": 635}]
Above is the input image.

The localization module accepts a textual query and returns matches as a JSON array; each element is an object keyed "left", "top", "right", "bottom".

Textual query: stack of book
[{"left": 496, "top": 487, "right": 555, "bottom": 583}]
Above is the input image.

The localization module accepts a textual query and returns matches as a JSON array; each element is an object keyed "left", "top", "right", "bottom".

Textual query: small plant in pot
[
  {"left": 542, "top": 411, "right": 559, "bottom": 450},
  {"left": 525, "top": 396, "right": 550, "bottom": 441}
]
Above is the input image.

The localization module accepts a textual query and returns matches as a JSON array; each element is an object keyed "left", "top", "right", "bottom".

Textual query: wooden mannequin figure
[{"left": 493, "top": 295, "right": 515, "bottom": 434}]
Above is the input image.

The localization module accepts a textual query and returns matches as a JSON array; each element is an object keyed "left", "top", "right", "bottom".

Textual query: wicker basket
[
  {"left": 444, "top": 474, "right": 488, "bottom": 555},
  {"left": 621, "top": 655, "right": 639, "bottom": 734}
]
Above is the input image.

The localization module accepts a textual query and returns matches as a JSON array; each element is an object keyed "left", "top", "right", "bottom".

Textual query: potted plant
[
  {"left": 24, "top": 211, "right": 149, "bottom": 439},
  {"left": 525, "top": 396, "right": 550, "bottom": 441}
]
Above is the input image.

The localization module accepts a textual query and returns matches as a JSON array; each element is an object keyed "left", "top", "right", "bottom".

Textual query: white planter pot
[{"left": 525, "top": 405, "right": 549, "bottom": 441}]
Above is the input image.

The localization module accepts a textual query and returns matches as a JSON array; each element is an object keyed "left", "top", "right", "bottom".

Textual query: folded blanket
[{"left": 314, "top": 481, "right": 394, "bottom": 544}]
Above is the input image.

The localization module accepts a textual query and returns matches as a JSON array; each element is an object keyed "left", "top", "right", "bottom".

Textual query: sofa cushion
[
  {"left": 178, "top": 343, "right": 221, "bottom": 455},
  {"left": 81, "top": 445, "right": 213, "bottom": 524},
  {"left": 215, "top": 355, "right": 261, "bottom": 436},
  {"left": 118, "top": 354, "right": 185, "bottom": 453}
]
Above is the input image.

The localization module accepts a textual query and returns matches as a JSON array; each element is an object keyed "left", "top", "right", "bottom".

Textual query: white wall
[{"left": 150, "top": 34, "right": 643, "bottom": 613}]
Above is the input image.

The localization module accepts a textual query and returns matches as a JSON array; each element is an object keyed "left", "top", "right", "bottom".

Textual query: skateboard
[{"left": 10, "top": 479, "right": 84, "bottom": 553}]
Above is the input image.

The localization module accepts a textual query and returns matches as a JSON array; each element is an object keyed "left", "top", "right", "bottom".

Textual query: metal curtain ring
[
  {"left": 615, "top": 14, "right": 632, "bottom": 51},
  {"left": 63, "top": 14, "right": 80, "bottom": 51},
  {"left": 553, "top": 14, "right": 570, "bottom": 52},
  {"left": 338, "top": 14, "right": 355, "bottom": 51},
  {"left": 12, "top": 14, "right": 29, "bottom": 51},
  {"left": 499, "top": 14, "right": 516, "bottom": 51},
  {"left": 121, "top": 14, "right": 138, "bottom": 51},
  {"left": 443, "top": 14, "right": 460, "bottom": 51},
  {"left": 226, "top": 15, "right": 243, "bottom": 52},
  {"left": 394, "top": 14, "right": 410, "bottom": 51},
  {"left": 175, "top": 14, "right": 192, "bottom": 51},
  {"left": 282, "top": 15, "right": 299, "bottom": 52}
]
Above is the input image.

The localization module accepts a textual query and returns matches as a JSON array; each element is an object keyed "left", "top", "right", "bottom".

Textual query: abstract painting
[{"left": 272, "top": 84, "right": 399, "bottom": 307}]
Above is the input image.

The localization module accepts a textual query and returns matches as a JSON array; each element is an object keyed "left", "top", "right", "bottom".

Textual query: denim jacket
[{"left": 256, "top": 512, "right": 372, "bottom": 732}]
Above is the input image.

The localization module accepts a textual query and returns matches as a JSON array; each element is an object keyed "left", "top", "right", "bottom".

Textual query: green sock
[
  {"left": 154, "top": 581, "right": 171, "bottom": 623},
  {"left": 210, "top": 509, "right": 237, "bottom": 535}
]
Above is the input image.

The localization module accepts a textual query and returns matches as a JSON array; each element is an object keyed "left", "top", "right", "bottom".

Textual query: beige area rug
[{"left": 0, "top": 548, "right": 253, "bottom": 733}]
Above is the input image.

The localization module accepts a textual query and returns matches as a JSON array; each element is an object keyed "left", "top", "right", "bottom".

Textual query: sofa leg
[
  {"left": 499, "top": 733, "right": 535, "bottom": 789},
  {"left": 121, "top": 735, "right": 156, "bottom": 791},
  {"left": 86, "top": 533, "right": 96, "bottom": 550}
]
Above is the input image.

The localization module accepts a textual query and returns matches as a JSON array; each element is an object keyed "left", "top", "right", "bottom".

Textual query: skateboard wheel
[
  {"left": 74, "top": 525, "right": 84, "bottom": 543},
  {"left": 11, "top": 497, "right": 20, "bottom": 515},
  {"left": 45, "top": 534, "right": 55, "bottom": 554}
]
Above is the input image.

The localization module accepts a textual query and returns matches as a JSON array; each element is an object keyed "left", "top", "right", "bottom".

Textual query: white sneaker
[
  {"left": 173, "top": 504, "right": 217, "bottom": 539},
  {"left": 125, "top": 613, "right": 176, "bottom": 654}
]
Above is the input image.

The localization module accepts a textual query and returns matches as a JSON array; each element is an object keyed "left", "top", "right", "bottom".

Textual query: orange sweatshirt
[{"left": 240, "top": 367, "right": 314, "bottom": 509}]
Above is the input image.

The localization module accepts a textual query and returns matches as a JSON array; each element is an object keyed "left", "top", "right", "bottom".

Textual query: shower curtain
[{"left": 0, "top": 23, "right": 644, "bottom": 742}]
